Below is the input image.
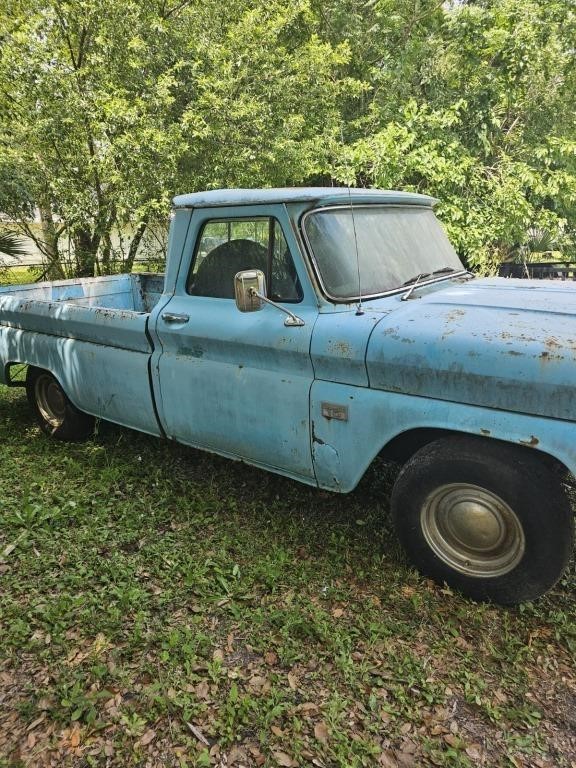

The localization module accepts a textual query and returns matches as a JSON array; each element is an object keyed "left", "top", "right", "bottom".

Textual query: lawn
[{"left": 0, "top": 383, "right": 575, "bottom": 767}]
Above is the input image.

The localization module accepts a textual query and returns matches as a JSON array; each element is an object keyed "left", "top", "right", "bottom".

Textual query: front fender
[{"left": 310, "top": 381, "right": 576, "bottom": 492}]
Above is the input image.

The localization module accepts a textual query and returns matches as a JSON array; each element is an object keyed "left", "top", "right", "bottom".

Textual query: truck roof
[{"left": 172, "top": 187, "right": 436, "bottom": 209}]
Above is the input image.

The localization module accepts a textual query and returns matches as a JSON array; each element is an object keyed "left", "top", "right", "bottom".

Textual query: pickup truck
[{"left": 0, "top": 188, "right": 574, "bottom": 605}]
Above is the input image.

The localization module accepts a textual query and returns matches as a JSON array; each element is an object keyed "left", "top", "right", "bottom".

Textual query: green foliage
[
  {"left": 0, "top": 231, "right": 28, "bottom": 259},
  {"left": 0, "top": 0, "right": 575, "bottom": 275}
]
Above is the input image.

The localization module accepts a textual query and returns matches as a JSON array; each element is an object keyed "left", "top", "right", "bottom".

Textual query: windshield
[{"left": 304, "top": 205, "right": 465, "bottom": 299}]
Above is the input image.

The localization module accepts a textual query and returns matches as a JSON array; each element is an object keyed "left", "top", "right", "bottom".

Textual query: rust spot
[
  {"left": 520, "top": 435, "right": 539, "bottom": 447},
  {"left": 311, "top": 421, "right": 325, "bottom": 445},
  {"left": 445, "top": 309, "right": 466, "bottom": 321},
  {"left": 539, "top": 350, "right": 564, "bottom": 363},
  {"left": 328, "top": 339, "right": 352, "bottom": 357},
  {"left": 544, "top": 336, "right": 562, "bottom": 349}
]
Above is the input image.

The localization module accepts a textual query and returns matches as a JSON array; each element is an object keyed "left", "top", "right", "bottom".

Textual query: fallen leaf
[
  {"left": 379, "top": 751, "right": 398, "bottom": 767},
  {"left": 332, "top": 608, "right": 344, "bottom": 618},
  {"left": 287, "top": 672, "right": 298, "bottom": 690},
  {"left": 213, "top": 649, "right": 224, "bottom": 662},
  {"left": 228, "top": 745, "right": 247, "bottom": 764},
  {"left": 271, "top": 725, "right": 284, "bottom": 737},
  {"left": 465, "top": 745, "right": 483, "bottom": 760},
  {"left": 185, "top": 722, "right": 209, "bottom": 745},
  {"left": 26, "top": 714, "right": 46, "bottom": 731},
  {"left": 70, "top": 725, "right": 80, "bottom": 748},
  {"left": 196, "top": 680, "right": 210, "bottom": 700},
  {"left": 314, "top": 721, "right": 329, "bottom": 743},
  {"left": 265, "top": 651, "right": 278, "bottom": 665},
  {"left": 1, "top": 543, "right": 16, "bottom": 558},
  {"left": 273, "top": 751, "right": 297, "bottom": 767},
  {"left": 139, "top": 729, "right": 156, "bottom": 746}
]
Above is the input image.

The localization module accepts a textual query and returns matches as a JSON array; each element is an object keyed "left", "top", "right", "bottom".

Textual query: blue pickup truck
[{"left": 0, "top": 188, "right": 574, "bottom": 604}]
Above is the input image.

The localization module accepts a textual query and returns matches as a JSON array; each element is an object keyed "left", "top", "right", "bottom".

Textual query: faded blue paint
[
  {"left": 173, "top": 187, "right": 436, "bottom": 209},
  {"left": 310, "top": 310, "right": 385, "bottom": 387},
  {"left": 0, "top": 189, "right": 575, "bottom": 493},
  {"left": 366, "top": 278, "right": 576, "bottom": 422},
  {"left": 310, "top": 380, "right": 576, "bottom": 491},
  {"left": 150, "top": 203, "right": 318, "bottom": 481}
]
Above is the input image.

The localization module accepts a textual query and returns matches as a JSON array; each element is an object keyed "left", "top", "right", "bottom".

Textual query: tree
[
  {"left": 319, "top": 0, "right": 576, "bottom": 271},
  {"left": 0, "top": 0, "right": 356, "bottom": 277}
]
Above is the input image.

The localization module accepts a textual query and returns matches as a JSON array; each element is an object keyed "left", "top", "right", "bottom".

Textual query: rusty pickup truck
[{"left": 0, "top": 188, "right": 574, "bottom": 604}]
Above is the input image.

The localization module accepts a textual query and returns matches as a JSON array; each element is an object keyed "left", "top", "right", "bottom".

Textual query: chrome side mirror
[{"left": 234, "top": 270, "right": 266, "bottom": 312}]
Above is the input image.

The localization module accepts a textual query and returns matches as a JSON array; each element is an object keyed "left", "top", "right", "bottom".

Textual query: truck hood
[{"left": 366, "top": 278, "right": 576, "bottom": 421}]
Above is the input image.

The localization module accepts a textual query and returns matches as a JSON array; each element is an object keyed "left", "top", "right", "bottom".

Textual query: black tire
[
  {"left": 391, "top": 436, "right": 574, "bottom": 605},
  {"left": 26, "top": 366, "right": 94, "bottom": 442}
]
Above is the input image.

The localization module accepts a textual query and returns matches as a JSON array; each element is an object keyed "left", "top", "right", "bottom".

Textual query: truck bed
[
  {"left": 0, "top": 272, "right": 167, "bottom": 434},
  {"left": 0, "top": 273, "right": 164, "bottom": 312},
  {"left": 0, "top": 272, "right": 166, "bottom": 354}
]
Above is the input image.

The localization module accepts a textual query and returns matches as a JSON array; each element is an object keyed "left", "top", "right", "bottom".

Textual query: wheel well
[
  {"left": 379, "top": 428, "right": 456, "bottom": 464},
  {"left": 379, "top": 428, "right": 572, "bottom": 481}
]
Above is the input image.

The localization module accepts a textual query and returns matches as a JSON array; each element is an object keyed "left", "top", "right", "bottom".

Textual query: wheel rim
[
  {"left": 34, "top": 374, "right": 66, "bottom": 428},
  {"left": 420, "top": 483, "right": 525, "bottom": 578}
]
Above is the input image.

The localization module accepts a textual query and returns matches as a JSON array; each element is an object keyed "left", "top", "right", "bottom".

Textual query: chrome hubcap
[
  {"left": 421, "top": 483, "right": 525, "bottom": 577},
  {"left": 35, "top": 374, "right": 66, "bottom": 427}
]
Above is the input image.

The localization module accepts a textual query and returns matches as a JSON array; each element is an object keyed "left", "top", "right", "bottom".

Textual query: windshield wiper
[
  {"left": 401, "top": 266, "right": 467, "bottom": 301},
  {"left": 402, "top": 272, "right": 431, "bottom": 287},
  {"left": 401, "top": 272, "right": 430, "bottom": 301},
  {"left": 431, "top": 266, "right": 458, "bottom": 276}
]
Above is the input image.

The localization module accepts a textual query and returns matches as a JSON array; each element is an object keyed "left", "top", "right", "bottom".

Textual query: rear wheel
[
  {"left": 391, "top": 436, "right": 574, "bottom": 604},
  {"left": 26, "top": 366, "right": 94, "bottom": 441}
]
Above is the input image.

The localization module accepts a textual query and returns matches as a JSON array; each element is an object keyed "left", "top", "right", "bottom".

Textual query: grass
[
  {"left": 0, "top": 267, "right": 39, "bottom": 286},
  {"left": 0, "top": 384, "right": 575, "bottom": 767}
]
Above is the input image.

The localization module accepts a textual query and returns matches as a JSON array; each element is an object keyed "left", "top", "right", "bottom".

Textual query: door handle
[{"left": 162, "top": 312, "right": 190, "bottom": 324}]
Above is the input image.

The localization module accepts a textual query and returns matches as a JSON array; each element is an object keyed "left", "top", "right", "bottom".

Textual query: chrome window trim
[{"left": 299, "top": 204, "right": 468, "bottom": 304}]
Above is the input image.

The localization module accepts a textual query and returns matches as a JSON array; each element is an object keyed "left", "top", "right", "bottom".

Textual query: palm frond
[{"left": 0, "top": 231, "right": 28, "bottom": 258}]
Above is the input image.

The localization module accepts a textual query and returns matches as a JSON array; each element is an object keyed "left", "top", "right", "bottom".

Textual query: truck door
[{"left": 153, "top": 206, "right": 318, "bottom": 483}]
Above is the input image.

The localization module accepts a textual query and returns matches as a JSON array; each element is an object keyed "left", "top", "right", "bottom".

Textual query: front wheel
[
  {"left": 391, "top": 436, "right": 574, "bottom": 604},
  {"left": 26, "top": 366, "right": 94, "bottom": 441}
]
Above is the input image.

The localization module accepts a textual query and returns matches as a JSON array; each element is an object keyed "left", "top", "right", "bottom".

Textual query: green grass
[
  {"left": 0, "top": 267, "right": 39, "bottom": 286},
  {"left": 0, "top": 384, "right": 575, "bottom": 767}
]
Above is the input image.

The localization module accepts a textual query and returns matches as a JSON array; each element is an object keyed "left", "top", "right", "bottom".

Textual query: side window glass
[
  {"left": 270, "top": 220, "right": 302, "bottom": 303},
  {"left": 188, "top": 218, "right": 302, "bottom": 302}
]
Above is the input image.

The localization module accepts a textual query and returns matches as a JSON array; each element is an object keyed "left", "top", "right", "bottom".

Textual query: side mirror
[{"left": 234, "top": 269, "right": 266, "bottom": 312}]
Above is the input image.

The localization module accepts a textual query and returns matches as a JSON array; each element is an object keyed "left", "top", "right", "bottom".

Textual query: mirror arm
[{"left": 249, "top": 289, "right": 305, "bottom": 327}]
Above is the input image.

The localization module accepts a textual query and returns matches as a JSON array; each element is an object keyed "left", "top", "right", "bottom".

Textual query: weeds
[{"left": 0, "top": 384, "right": 574, "bottom": 766}]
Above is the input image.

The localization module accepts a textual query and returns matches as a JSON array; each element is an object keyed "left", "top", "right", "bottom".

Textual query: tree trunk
[
  {"left": 38, "top": 202, "right": 66, "bottom": 279},
  {"left": 125, "top": 219, "right": 148, "bottom": 272},
  {"left": 73, "top": 228, "right": 97, "bottom": 277}
]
